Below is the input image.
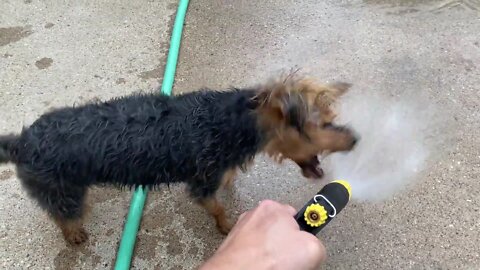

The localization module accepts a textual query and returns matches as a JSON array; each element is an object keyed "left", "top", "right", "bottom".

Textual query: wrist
[{"left": 199, "top": 247, "right": 275, "bottom": 270}]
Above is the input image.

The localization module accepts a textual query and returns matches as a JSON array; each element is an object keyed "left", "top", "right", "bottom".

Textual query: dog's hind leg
[
  {"left": 17, "top": 167, "right": 89, "bottom": 245},
  {"left": 52, "top": 188, "right": 90, "bottom": 245},
  {"left": 198, "top": 196, "right": 233, "bottom": 235},
  {"left": 190, "top": 170, "right": 234, "bottom": 234}
]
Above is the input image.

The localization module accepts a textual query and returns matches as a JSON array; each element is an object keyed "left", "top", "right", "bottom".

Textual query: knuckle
[
  {"left": 304, "top": 235, "right": 326, "bottom": 258},
  {"left": 285, "top": 204, "right": 296, "bottom": 214},
  {"left": 258, "top": 199, "right": 278, "bottom": 210}
]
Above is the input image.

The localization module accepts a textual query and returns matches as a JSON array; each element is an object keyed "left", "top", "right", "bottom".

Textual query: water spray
[{"left": 294, "top": 180, "right": 351, "bottom": 234}]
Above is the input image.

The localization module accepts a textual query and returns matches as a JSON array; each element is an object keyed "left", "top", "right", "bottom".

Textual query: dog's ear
[
  {"left": 327, "top": 82, "right": 352, "bottom": 97},
  {"left": 281, "top": 92, "right": 308, "bottom": 132},
  {"left": 308, "top": 81, "right": 351, "bottom": 110},
  {"left": 254, "top": 87, "right": 308, "bottom": 132},
  {"left": 283, "top": 93, "right": 308, "bottom": 133}
]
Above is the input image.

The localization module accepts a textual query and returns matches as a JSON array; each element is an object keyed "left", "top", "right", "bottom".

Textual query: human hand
[{"left": 199, "top": 200, "right": 326, "bottom": 270}]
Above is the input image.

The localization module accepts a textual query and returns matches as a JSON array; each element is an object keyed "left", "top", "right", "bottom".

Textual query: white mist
[{"left": 323, "top": 91, "right": 445, "bottom": 202}]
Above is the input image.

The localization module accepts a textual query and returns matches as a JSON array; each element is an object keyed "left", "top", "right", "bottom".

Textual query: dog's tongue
[
  {"left": 310, "top": 164, "right": 324, "bottom": 178},
  {"left": 301, "top": 156, "right": 324, "bottom": 179}
]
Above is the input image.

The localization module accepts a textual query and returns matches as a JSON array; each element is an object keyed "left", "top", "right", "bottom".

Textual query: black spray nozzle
[{"left": 294, "top": 180, "right": 351, "bottom": 235}]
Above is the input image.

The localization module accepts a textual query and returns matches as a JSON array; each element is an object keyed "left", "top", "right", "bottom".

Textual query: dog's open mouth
[{"left": 298, "top": 156, "right": 324, "bottom": 179}]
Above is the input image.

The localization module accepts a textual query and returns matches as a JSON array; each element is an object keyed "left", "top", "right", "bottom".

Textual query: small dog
[{"left": 0, "top": 73, "right": 357, "bottom": 245}]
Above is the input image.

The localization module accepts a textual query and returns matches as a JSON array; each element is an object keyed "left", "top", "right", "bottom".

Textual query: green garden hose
[{"left": 114, "top": 0, "right": 190, "bottom": 268}]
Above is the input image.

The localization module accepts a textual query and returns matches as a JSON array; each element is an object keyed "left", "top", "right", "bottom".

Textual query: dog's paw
[
  {"left": 217, "top": 220, "right": 233, "bottom": 235},
  {"left": 65, "top": 228, "right": 89, "bottom": 245}
]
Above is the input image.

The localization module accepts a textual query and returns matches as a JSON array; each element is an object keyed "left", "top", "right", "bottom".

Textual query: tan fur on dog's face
[{"left": 254, "top": 74, "right": 357, "bottom": 179}]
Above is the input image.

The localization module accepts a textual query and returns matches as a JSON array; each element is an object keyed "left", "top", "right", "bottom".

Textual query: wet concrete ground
[{"left": 1, "top": 0, "right": 480, "bottom": 269}]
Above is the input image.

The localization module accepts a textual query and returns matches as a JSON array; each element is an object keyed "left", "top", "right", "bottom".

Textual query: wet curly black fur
[{"left": 0, "top": 89, "right": 263, "bottom": 219}]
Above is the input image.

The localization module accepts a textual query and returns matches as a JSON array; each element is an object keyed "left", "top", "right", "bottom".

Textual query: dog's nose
[
  {"left": 351, "top": 136, "right": 358, "bottom": 148},
  {"left": 341, "top": 125, "right": 359, "bottom": 150},
  {"left": 349, "top": 131, "right": 361, "bottom": 148}
]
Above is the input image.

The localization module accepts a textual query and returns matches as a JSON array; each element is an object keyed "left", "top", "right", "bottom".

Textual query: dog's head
[{"left": 254, "top": 73, "right": 358, "bottom": 179}]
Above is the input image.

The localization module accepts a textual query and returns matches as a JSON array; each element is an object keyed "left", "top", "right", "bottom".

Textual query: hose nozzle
[{"left": 295, "top": 180, "right": 351, "bottom": 235}]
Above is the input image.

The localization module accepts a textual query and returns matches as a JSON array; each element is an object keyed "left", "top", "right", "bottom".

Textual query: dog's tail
[{"left": 0, "top": 134, "right": 18, "bottom": 163}]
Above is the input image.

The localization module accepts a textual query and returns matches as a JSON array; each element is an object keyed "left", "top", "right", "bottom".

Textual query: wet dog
[{"left": 0, "top": 73, "right": 357, "bottom": 245}]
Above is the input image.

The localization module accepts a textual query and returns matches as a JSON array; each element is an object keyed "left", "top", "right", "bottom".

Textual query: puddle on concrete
[
  {"left": 345, "top": 0, "right": 480, "bottom": 14},
  {"left": 0, "top": 26, "right": 33, "bottom": 47},
  {"left": 363, "top": 0, "right": 440, "bottom": 6},
  {"left": 0, "top": 169, "right": 14, "bottom": 181},
  {"left": 431, "top": 0, "right": 480, "bottom": 12},
  {"left": 54, "top": 246, "right": 102, "bottom": 270},
  {"left": 35, "top": 57, "right": 54, "bottom": 70}
]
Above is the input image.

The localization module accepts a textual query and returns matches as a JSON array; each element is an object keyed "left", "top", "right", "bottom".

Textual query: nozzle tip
[{"left": 332, "top": 180, "right": 351, "bottom": 199}]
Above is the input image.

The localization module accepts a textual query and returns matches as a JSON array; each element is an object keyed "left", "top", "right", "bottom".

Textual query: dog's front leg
[{"left": 220, "top": 167, "right": 237, "bottom": 190}]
